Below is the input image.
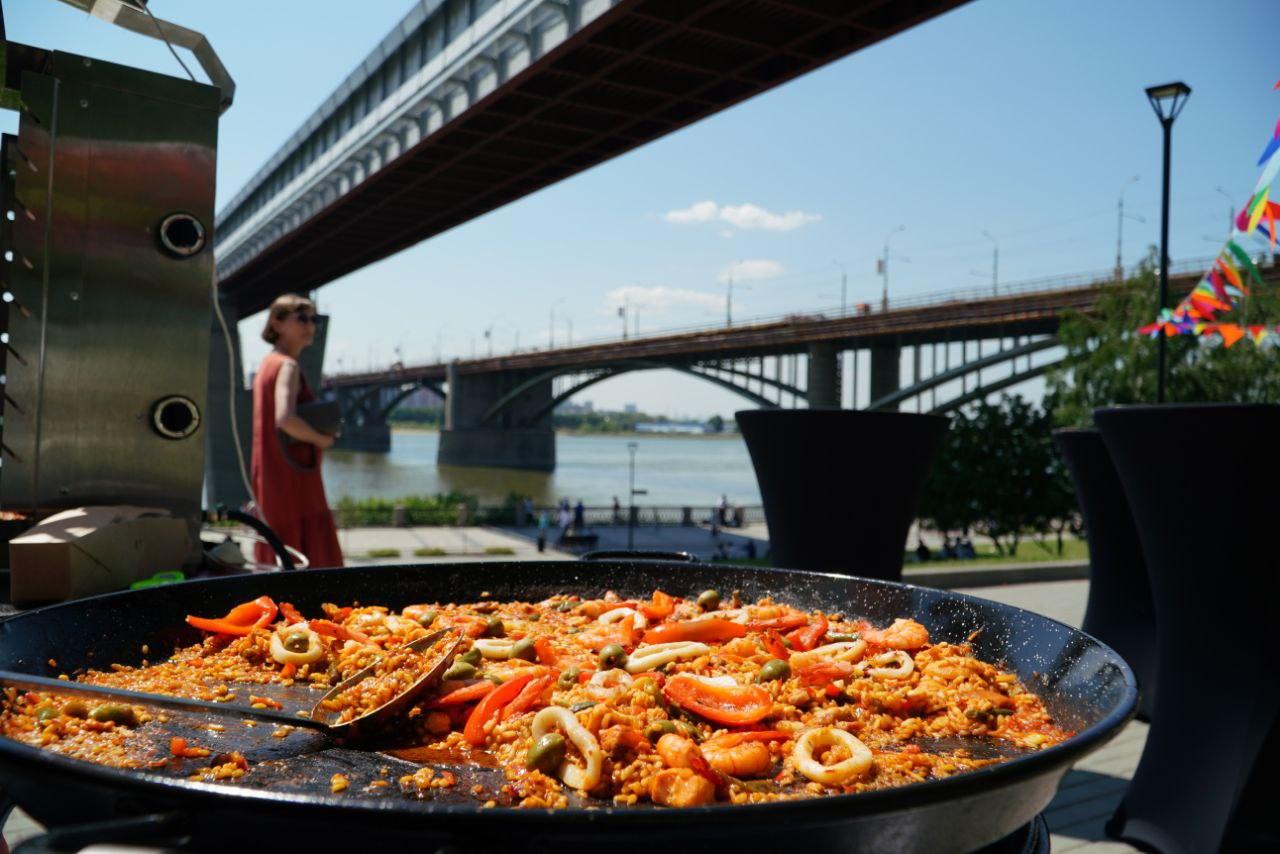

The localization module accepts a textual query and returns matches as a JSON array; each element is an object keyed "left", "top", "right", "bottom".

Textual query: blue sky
[{"left": 4, "top": 0, "right": 1277, "bottom": 417}]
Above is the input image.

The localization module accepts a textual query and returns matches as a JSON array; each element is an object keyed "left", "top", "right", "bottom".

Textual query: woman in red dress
[{"left": 251, "top": 294, "right": 343, "bottom": 567}]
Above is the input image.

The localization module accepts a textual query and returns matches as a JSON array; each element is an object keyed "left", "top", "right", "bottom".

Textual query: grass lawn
[{"left": 907, "top": 536, "right": 1088, "bottom": 569}]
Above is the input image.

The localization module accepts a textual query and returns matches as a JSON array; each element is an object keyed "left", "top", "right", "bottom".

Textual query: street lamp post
[
  {"left": 1145, "top": 81, "right": 1192, "bottom": 404},
  {"left": 880, "top": 225, "right": 905, "bottom": 310},
  {"left": 626, "top": 441, "right": 646, "bottom": 550}
]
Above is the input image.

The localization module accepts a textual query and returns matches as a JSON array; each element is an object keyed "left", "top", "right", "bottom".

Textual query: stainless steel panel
[{"left": 0, "top": 51, "right": 219, "bottom": 528}]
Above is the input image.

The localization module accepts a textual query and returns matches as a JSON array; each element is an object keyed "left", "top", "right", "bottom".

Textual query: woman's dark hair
[{"left": 261, "top": 293, "right": 317, "bottom": 344}]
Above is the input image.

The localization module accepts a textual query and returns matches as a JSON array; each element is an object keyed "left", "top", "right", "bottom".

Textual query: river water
[{"left": 321, "top": 430, "right": 763, "bottom": 508}]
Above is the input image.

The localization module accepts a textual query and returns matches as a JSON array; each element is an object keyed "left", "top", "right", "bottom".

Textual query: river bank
[{"left": 387, "top": 425, "right": 741, "bottom": 439}]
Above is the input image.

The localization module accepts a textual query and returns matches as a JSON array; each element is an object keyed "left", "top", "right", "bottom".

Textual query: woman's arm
[{"left": 274, "top": 359, "right": 335, "bottom": 449}]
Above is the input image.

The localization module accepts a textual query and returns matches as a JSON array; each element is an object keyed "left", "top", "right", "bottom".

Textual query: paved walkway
[{"left": 3, "top": 579, "right": 1139, "bottom": 850}]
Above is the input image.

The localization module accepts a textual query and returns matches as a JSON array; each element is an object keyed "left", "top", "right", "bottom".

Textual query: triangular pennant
[
  {"left": 1225, "top": 240, "right": 1266, "bottom": 287},
  {"left": 1220, "top": 324, "right": 1246, "bottom": 348},
  {"left": 1248, "top": 188, "right": 1271, "bottom": 233}
]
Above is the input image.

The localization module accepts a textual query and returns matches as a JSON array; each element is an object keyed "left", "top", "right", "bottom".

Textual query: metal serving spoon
[{"left": 0, "top": 628, "right": 463, "bottom": 741}]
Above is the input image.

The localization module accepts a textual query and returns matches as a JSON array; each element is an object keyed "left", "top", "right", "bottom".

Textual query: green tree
[
  {"left": 919, "top": 394, "right": 1076, "bottom": 555},
  {"left": 707, "top": 414, "right": 725, "bottom": 433},
  {"left": 1048, "top": 248, "right": 1280, "bottom": 428}
]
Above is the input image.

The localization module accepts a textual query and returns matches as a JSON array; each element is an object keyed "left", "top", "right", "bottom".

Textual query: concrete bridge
[{"left": 322, "top": 256, "right": 1271, "bottom": 470}]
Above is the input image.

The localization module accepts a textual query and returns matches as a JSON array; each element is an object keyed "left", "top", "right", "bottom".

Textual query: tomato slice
[
  {"left": 638, "top": 590, "right": 676, "bottom": 621},
  {"left": 786, "top": 615, "right": 828, "bottom": 652},
  {"left": 662, "top": 675, "right": 772, "bottom": 725},
  {"left": 642, "top": 618, "right": 748, "bottom": 645}
]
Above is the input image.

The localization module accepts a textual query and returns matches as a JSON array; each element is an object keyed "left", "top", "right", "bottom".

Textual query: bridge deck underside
[{"left": 219, "top": 0, "right": 969, "bottom": 316}]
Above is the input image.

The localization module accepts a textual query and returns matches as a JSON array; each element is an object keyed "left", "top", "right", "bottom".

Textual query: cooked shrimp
[
  {"left": 656, "top": 732, "right": 703, "bottom": 770},
  {"left": 650, "top": 767, "right": 716, "bottom": 807},
  {"left": 701, "top": 736, "right": 772, "bottom": 778},
  {"left": 862, "top": 618, "right": 929, "bottom": 651}
]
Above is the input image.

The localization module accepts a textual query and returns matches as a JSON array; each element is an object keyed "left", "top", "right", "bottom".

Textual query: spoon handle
[{"left": 0, "top": 669, "right": 329, "bottom": 733}]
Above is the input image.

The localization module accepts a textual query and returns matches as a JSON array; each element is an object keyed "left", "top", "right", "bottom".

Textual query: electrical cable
[
  {"left": 137, "top": 0, "right": 197, "bottom": 83},
  {"left": 210, "top": 270, "right": 257, "bottom": 509}
]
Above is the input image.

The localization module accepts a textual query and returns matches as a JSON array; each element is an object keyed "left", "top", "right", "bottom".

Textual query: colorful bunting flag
[{"left": 1138, "top": 80, "right": 1280, "bottom": 345}]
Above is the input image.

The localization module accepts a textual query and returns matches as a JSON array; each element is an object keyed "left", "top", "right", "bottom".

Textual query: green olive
[
  {"left": 697, "top": 589, "right": 721, "bottom": 610},
  {"left": 557, "top": 667, "right": 580, "bottom": 689},
  {"left": 88, "top": 703, "right": 138, "bottom": 726},
  {"left": 62, "top": 699, "right": 88, "bottom": 719},
  {"left": 34, "top": 704, "right": 58, "bottom": 723},
  {"left": 527, "top": 613, "right": 541, "bottom": 622},
  {"left": 758, "top": 659, "right": 791, "bottom": 682},
  {"left": 443, "top": 661, "right": 478, "bottom": 681},
  {"left": 283, "top": 632, "right": 311, "bottom": 653},
  {"left": 510, "top": 638, "right": 537, "bottom": 662},
  {"left": 674, "top": 720, "right": 701, "bottom": 741},
  {"left": 416, "top": 610, "right": 438, "bottom": 628},
  {"left": 598, "top": 644, "right": 628, "bottom": 669},
  {"left": 526, "top": 732, "right": 567, "bottom": 774},
  {"left": 644, "top": 719, "right": 679, "bottom": 741},
  {"left": 484, "top": 617, "right": 506, "bottom": 638},
  {"left": 459, "top": 648, "right": 483, "bottom": 666}
]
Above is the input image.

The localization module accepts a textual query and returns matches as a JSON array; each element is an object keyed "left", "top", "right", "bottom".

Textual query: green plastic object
[{"left": 129, "top": 570, "right": 186, "bottom": 590}]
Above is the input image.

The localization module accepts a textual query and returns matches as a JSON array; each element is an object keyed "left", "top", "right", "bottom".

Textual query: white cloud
[
  {"left": 605, "top": 285, "right": 724, "bottom": 315},
  {"left": 719, "top": 203, "right": 821, "bottom": 231},
  {"left": 663, "top": 200, "right": 821, "bottom": 232},
  {"left": 664, "top": 200, "right": 719, "bottom": 225},
  {"left": 717, "top": 259, "right": 784, "bottom": 283}
]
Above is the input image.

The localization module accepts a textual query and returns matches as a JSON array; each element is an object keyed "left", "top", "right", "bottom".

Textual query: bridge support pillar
[
  {"left": 869, "top": 342, "right": 901, "bottom": 411},
  {"left": 204, "top": 294, "right": 252, "bottom": 508},
  {"left": 438, "top": 363, "right": 556, "bottom": 471},
  {"left": 806, "top": 342, "right": 841, "bottom": 408}
]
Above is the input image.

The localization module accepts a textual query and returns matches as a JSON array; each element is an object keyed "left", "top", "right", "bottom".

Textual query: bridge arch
[{"left": 481, "top": 360, "right": 781, "bottom": 425}]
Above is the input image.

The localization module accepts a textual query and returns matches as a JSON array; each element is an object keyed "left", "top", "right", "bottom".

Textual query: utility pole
[
  {"left": 626, "top": 441, "right": 646, "bottom": 550},
  {"left": 983, "top": 230, "right": 999, "bottom": 295},
  {"left": 1115, "top": 176, "right": 1141, "bottom": 282},
  {"left": 881, "top": 225, "right": 905, "bottom": 311},
  {"left": 1216, "top": 186, "right": 1235, "bottom": 241},
  {"left": 619, "top": 298, "right": 628, "bottom": 340},
  {"left": 726, "top": 271, "right": 734, "bottom": 327}
]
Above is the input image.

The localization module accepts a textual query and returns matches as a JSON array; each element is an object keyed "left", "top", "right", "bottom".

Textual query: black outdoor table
[{"left": 1097, "top": 404, "right": 1280, "bottom": 853}]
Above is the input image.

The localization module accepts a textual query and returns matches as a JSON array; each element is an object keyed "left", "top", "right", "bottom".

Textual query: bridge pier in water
[
  {"left": 869, "top": 341, "right": 902, "bottom": 411},
  {"left": 806, "top": 343, "right": 842, "bottom": 408},
  {"left": 438, "top": 364, "right": 555, "bottom": 471}
]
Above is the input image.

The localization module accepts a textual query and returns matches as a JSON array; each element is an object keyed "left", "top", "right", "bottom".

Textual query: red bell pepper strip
[
  {"left": 642, "top": 618, "right": 748, "bottom": 645},
  {"left": 662, "top": 675, "right": 772, "bottom": 725},
  {"left": 186, "top": 596, "right": 278, "bottom": 636},
  {"left": 464, "top": 672, "right": 538, "bottom": 746},
  {"left": 786, "top": 615, "right": 828, "bottom": 652},
  {"left": 279, "top": 602, "right": 305, "bottom": 625},
  {"left": 280, "top": 662, "right": 298, "bottom": 680},
  {"left": 746, "top": 614, "right": 809, "bottom": 633},
  {"left": 533, "top": 637, "right": 559, "bottom": 666},
  {"left": 501, "top": 674, "right": 553, "bottom": 721},
  {"left": 638, "top": 590, "right": 675, "bottom": 621},
  {"left": 762, "top": 630, "right": 790, "bottom": 661},
  {"left": 432, "top": 681, "right": 495, "bottom": 708},
  {"left": 429, "top": 680, "right": 496, "bottom": 708},
  {"left": 309, "top": 619, "right": 371, "bottom": 645}
]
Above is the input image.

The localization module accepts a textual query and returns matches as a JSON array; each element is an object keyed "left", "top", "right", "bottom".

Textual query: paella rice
[{"left": 0, "top": 589, "right": 1071, "bottom": 807}]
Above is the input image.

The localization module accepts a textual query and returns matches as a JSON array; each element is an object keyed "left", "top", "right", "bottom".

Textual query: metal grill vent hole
[{"left": 158, "top": 213, "right": 206, "bottom": 257}]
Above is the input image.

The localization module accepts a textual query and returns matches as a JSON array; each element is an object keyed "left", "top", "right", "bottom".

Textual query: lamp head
[{"left": 1145, "top": 81, "right": 1191, "bottom": 124}]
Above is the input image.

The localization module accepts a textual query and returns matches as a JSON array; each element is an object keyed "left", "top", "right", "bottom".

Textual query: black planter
[
  {"left": 1053, "top": 430, "right": 1156, "bottom": 722},
  {"left": 736, "top": 409, "right": 948, "bottom": 581},
  {"left": 1096, "top": 404, "right": 1280, "bottom": 854}
]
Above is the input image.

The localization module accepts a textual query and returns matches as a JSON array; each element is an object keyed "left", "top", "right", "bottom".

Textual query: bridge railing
[{"left": 331, "top": 503, "right": 766, "bottom": 529}]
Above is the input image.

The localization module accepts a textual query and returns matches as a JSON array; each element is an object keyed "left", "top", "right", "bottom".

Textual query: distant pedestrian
[
  {"left": 574, "top": 499, "right": 585, "bottom": 531},
  {"left": 717, "top": 494, "right": 729, "bottom": 526},
  {"left": 536, "top": 510, "right": 549, "bottom": 552},
  {"left": 943, "top": 536, "right": 957, "bottom": 560},
  {"left": 557, "top": 505, "right": 573, "bottom": 538},
  {"left": 958, "top": 537, "right": 976, "bottom": 559},
  {"left": 745, "top": 540, "right": 757, "bottom": 559},
  {"left": 612, "top": 496, "right": 623, "bottom": 525},
  {"left": 915, "top": 539, "right": 931, "bottom": 563}
]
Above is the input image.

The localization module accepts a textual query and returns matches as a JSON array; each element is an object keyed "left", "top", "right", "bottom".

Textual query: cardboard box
[{"left": 8, "top": 506, "right": 192, "bottom": 604}]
